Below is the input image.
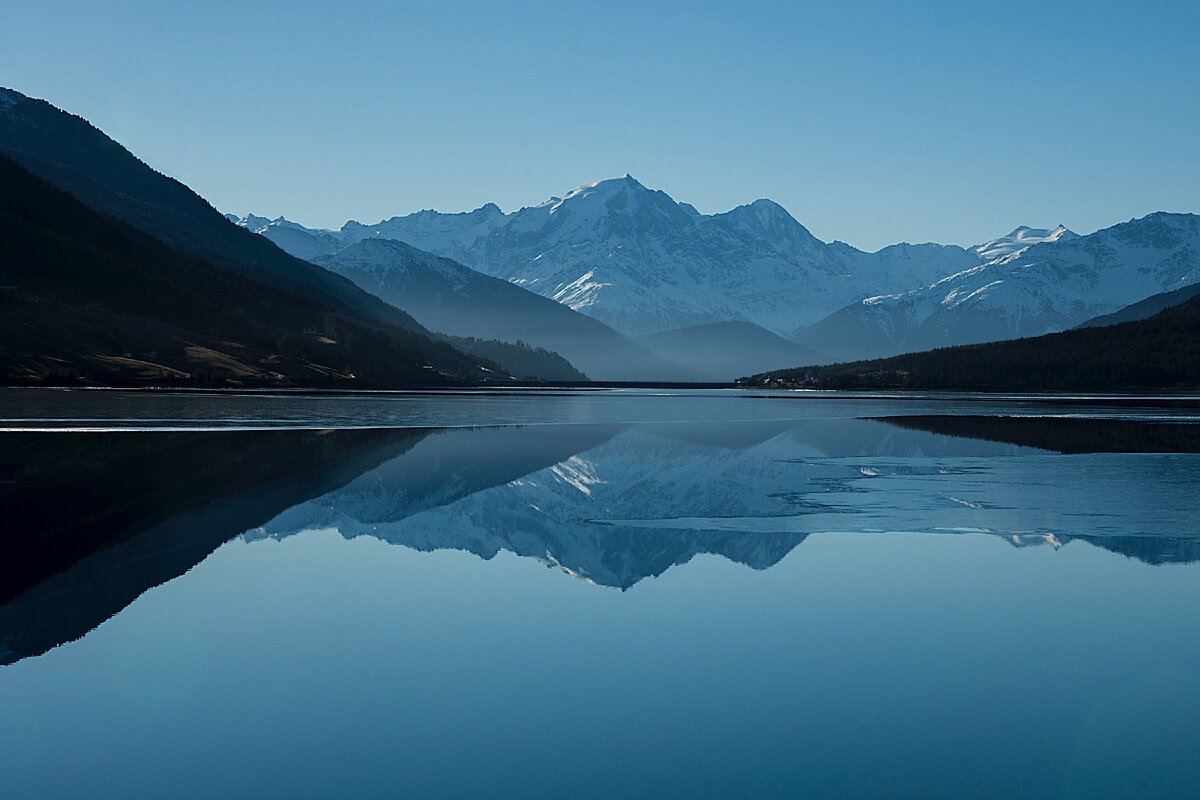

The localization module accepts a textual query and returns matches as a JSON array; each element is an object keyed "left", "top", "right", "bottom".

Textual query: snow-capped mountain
[
  {"left": 233, "top": 178, "right": 1196, "bottom": 364},
  {"left": 235, "top": 176, "right": 983, "bottom": 337},
  {"left": 799, "top": 213, "right": 1200, "bottom": 360},
  {"left": 342, "top": 176, "right": 990, "bottom": 336}
]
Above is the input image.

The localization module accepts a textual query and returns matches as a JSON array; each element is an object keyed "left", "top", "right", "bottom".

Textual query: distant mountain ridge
[
  {"left": 232, "top": 176, "right": 989, "bottom": 337},
  {"left": 234, "top": 177, "right": 1190, "bottom": 371},
  {"left": 799, "top": 212, "right": 1200, "bottom": 360},
  {"left": 241, "top": 196, "right": 1199, "bottom": 368}
]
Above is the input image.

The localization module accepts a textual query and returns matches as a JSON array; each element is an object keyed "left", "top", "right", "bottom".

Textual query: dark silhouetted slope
[
  {"left": 0, "top": 87, "right": 428, "bottom": 332},
  {"left": 441, "top": 335, "right": 586, "bottom": 381},
  {"left": 0, "top": 156, "right": 499, "bottom": 386},
  {"left": 0, "top": 428, "right": 429, "bottom": 664},
  {"left": 744, "top": 294, "right": 1200, "bottom": 391}
]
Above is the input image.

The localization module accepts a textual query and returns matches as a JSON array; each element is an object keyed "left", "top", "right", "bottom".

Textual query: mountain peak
[
  {"left": 556, "top": 174, "right": 646, "bottom": 201},
  {"left": 713, "top": 198, "right": 816, "bottom": 242},
  {"left": 745, "top": 197, "right": 793, "bottom": 217},
  {"left": 232, "top": 213, "right": 274, "bottom": 233},
  {"left": 269, "top": 216, "right": 320, "bottom": 232},
  {"left": 229, "top": 213, "right": 320, "bottom": 234},
  {"left": 538, "top": 175, "right": 664, "bottom": 219},
  {"left": 973, "top": 224, "right": 1078, "bottom": 261},
  {"left": 1004, "top": 224, "right": 1076, "bottom": 241}
]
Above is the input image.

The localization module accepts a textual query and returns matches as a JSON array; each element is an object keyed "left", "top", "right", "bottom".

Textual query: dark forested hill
[
  {"left": 0, "top": 87, "right": 428, "bottom": 333},
  {"left": 0, "top": 427, "right": 430, "bottom": 663},
  {"left": 0, "top": 156, "right": 500, "bottom": 387},
  {"left": 741, "top": 294, "right": 1200, "bottom": 392},
  {"left": 440, "top": 335, "right": 587, "bottom": 382}
]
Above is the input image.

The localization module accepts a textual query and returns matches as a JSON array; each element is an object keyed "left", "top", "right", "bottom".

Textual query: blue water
[{"left": 1, "top": 390, "right": 1198, "bottom": 799}]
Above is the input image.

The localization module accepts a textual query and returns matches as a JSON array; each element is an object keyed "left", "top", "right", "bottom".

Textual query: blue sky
[{"left": 4, "top": 0, "right": 1197, "bottom": 250}]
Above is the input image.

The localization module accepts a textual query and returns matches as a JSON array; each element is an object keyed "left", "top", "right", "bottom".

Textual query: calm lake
[{"left": 2, "top": 388, "right": 1199, "bottom": 799}]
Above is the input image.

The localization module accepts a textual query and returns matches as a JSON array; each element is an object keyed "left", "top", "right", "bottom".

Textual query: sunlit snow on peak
[
  {"left": 546, "top": 175, "right": 647, "bottom": 214},
  {"left": 973, "top": 224, "right": 1078, "bottom": 261}
]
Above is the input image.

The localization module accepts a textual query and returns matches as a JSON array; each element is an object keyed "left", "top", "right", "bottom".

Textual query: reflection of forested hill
[
  {"left": 873, "top": 415, "right": 1200, "bottom": 454},
  {"left": 0, "top": 428, "right": 428, "bottom": 664},
  {"left": 1075, "top": 536, "right": 1200, "bottom": 565}
]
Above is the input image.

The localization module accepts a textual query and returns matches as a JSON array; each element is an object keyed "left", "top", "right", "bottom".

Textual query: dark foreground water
[{"left": 1, "top": 389, "right": 1198, "bottom": 799}]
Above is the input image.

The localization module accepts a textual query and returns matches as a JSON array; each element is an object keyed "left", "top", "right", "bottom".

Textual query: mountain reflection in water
[{"left": 2, "top": 414, "right": 1199, "bottom": 665}]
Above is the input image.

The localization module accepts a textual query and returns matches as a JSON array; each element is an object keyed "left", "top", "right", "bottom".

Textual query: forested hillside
[{"left": 743, "top": 295, "right": 1200, "bottom": 392}]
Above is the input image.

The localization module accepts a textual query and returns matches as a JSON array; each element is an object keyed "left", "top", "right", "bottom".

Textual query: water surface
[{"left": 1, "top": 390, "right": 1198, "bottom": 799}]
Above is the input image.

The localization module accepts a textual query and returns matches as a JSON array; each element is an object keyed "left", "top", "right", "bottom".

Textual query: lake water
[{"left": 1, "top": 389, "right": 1199, "bottom": 799}]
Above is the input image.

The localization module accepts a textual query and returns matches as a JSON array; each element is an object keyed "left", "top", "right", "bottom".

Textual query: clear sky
[{"left": 4, "top": 0, "right": 1197, "bottom": 250}]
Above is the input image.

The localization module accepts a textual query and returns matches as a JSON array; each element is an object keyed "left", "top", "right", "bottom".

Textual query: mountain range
[
  {"left": 803, "top": 214, "right": 1200, "bottom": 360},
  {"left": 235, "top": 177, "right": 985, "bottom": 338},
  {"left": 3, "top": 84, "right": 1198, "bottom": 386},
  {"left": 236, "top": 179, "right": 1200, "bottom": 377}
]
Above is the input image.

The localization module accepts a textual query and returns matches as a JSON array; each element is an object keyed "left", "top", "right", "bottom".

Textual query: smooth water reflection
[{"left": 1, "top": 392, "right": 1199, "bottom": 799}]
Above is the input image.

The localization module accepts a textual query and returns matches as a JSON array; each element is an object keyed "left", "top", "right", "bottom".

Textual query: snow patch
[{"left": 548, "top": 456, "right": 605, "bottom": 496}]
